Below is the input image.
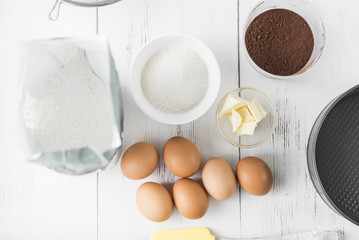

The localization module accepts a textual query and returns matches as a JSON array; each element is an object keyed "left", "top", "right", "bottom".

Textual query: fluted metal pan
[{"left": 308, "top": 85, "right": 359, "bottom": 226}]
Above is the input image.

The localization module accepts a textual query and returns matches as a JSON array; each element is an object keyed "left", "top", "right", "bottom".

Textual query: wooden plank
[
  {"left": 239, "top": 0, "right": 359, "bottom": 239},
  {"left": 1, "top": 0, "right": 358, "bottom": 239},
  {"left": 97, "top": 0, "right": 240, "bottom": 239},
  {"left": 0, "top": 0, "right": 98, "bottom": 239}
]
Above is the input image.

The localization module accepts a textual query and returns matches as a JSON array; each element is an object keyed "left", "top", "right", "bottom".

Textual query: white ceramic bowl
[{"left": 129, "top": 34, "right": 221, "bottom": 125}]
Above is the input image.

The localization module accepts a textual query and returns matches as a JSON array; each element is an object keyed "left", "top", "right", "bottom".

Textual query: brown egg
[
  {"left": 173, "top": 178, "right": 209, "bottom": 219},
  {"left": 136, "top": 182, "right": 173, "bottom": 222},
  {"left": 121, "top": 142, "right": 158, "bottom": 180},
  {"left": 202, "top": 157, "right": 237, "bottom": 201},
  {"left": 163, "top": 136, "right": 201, "bottom": 177},
  {"left": 236, "top": 156, "right": 273, "bottom": 196}
]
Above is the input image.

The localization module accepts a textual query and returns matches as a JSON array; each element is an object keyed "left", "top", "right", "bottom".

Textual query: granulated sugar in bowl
[
  {"left": 130, "top": 34, "right": 220, "bottom": 125},
  {"left": 141, "top": 45, "right": 208, "bottom": 114}
]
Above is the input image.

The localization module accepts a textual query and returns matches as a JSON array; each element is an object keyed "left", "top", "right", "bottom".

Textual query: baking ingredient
[
  {"left": 136, "top": 182, "right": 173, "bottom": 222},
  {"left": 236, "top": 157, "right": 273, "bottom": 196},
  {"left": 141, "top": 45, "right": 208, "bottom": 114},
  {"left": 219, "top": 94, "right": 249, "bottom": 117},
  {"left": 163, "top": 136, "right": 201, "bottom": 177},
  {"left": 121, "top": 142, "right": 158, "bottom": 180},
  {"left": 220, "top": 95, "right": 266, "bottom": 136},
  {"left": 236, "top": 122, "right": 257, "bottom": 136},
  {"left": 23, "top": 49, "right": 114, "bottom": 153},
  {"left": 173, "top": 178, "right": 209, "bottom": 219},
  {"left": 152, "top": 227, "right": 215, "bottom": 240},
  {"left": 245, "top": 9, "right": 314, "bottom": 76},
  {"left": 230, "top": 110, "right": 242, "bottom": 132},
  {"left": 248, "top": 98, "right": 267, "bottom": 123},
  {"left": 151, "top": 228, "right": 339, "bottom": 240},
  {"left": 237, "top": 107, "right": 255, "bottom": 122},
  {"left": 202, "top": 157, "right": 237, "bottom": 201}
]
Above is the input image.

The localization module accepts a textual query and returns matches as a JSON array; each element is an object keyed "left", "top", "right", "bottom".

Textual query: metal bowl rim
[{"left": 62, "top": 0, "right": 121, "bottom": 7}]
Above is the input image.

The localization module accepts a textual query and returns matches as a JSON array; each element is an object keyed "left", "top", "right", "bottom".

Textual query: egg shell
[
  {"left": 202, "top": 157, "right": 237, "bottom": 201},
  {"left": 163, "top": 137, "right": 201, "bottom": 177},
  {"left": 136, "top": 182, "right": 174, "bottom": 222},
  {"left": 173, "top": 178, "right": 209, "bottom": 220},
  {"left": 236, "top": 156, "right": 273, "bottom": 196},
  {"left": 121, "top": 142, "right": 158, "bottom": 180}
]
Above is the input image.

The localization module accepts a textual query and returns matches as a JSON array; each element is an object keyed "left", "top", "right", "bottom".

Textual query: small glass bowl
[
  {"left": 216, "top": 88, "right": 277, "bottom": 148},
  {"left": 243, "top": 0, "right": 326, "bottom": 79}
]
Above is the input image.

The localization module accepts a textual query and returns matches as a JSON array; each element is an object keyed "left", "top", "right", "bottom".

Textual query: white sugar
[
  {"left": 141, "top": 45, "right": 208, "bottom": 114},
  {"left": 23, "top": 49, "right": 114, "bottom": 153}
]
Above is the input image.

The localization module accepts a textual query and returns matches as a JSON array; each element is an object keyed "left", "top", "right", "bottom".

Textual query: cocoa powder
[{"left": 245, "top": 9, "right": 314, "bottom": 76}]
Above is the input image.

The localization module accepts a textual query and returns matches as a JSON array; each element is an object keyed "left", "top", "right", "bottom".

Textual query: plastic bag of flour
[{"left": 18, "top": 37, "right": 123, "bottom": 175}]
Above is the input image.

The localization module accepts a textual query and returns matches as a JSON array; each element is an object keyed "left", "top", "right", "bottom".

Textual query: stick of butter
[
  {"left": 151, "top": 227, "right": 215, "bottom": 240},
  {"left": 152, "top": 228, "right": 338, "bottom": 240},
  {"left": 219, "top": 94, "right": 249, "bottom": 117}
]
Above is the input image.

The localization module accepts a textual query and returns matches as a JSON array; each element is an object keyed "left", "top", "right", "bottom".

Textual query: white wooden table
[{"left": 1, "top": 0, "right": 359, "bottom": 239}]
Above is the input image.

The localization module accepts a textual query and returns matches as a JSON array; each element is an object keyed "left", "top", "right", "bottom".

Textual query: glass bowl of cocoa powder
[{"left": 243, "top": 0, "right": 326, "bottom": 78}]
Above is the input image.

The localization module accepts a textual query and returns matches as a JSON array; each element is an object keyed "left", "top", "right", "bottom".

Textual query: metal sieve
[
  {"left": 49, "top": 0, "right": 122, "bottom": 21},
  {"left": 307, "top": 84, "right": 359, "bottom": 226}
]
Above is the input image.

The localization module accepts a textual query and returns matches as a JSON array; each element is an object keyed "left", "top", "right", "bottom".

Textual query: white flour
[
  {"left": 23, "top": 49, "right": 114, "bottom": 153},
  {"left": 141, "top": 45, "right": 208, "bottom": 114}
]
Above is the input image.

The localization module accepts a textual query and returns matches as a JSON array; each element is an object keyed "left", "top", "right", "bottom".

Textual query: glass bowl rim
[
  {"left": 216, "top": 87, "right": 277, "bottom": 148},
  {"left": 63, "top": 0, "right": 121, "bottom": 7},
  {"left": 242, "top": 0, "right": 327, "bottom": 79}
]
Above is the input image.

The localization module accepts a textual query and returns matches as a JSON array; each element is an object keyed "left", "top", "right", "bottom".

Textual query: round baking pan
[{"left": 308, "top": 85, "right": 359, "bottom": 225}]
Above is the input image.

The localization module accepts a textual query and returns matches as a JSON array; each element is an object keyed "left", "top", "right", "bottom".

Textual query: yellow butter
[
  {"left": 237, "top": 106, "right": 255, "bottom": 122},
  {"left": 247, "top": 98, "right": 267, "bottom": 123},
  {"left": 231, "top": 109, "right": 243, "bottom": 132},
  {"left": 219, "top": 94, "right": 249, "bottom": 117},
  {"left": 151, "top": 227, "right": 215, "bottom": 240},
  {"left": 236, "top": 121, "right": 258, "bottom": 136}
]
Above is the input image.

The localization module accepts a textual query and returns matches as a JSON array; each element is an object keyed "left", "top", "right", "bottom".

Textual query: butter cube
[
  {"left": 235, "top": 122, "right": 258, "bottom": 136},
  {"left": 230, "top": 110, "right": 243, "bottom": 132},
  {"left": 237, "top": 107, "right": 255, "bottom": 122},
  {"left": 247, "top": 98, "right": 267, "bottom": 123},
  {"left": 219, "top": 94, "right": 249, "bottom": 117}
]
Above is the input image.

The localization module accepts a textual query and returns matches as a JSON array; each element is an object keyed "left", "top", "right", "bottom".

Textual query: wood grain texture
[
  {"left": 1, "top": 0, "right": 359, "bottom": 239},
  {"left": 0, "top": 1, "right": 99, "bottom": 239},
  {"left": 96, "top": 0, "right": 240, "bottom": 239},
  {"left": 240, "top": 0, "right": 359, "bottom": 239}
]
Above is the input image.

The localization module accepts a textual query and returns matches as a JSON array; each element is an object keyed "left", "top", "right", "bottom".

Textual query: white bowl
[{"left": 129, "top": 34, "right": 221, "bottom": 125}]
